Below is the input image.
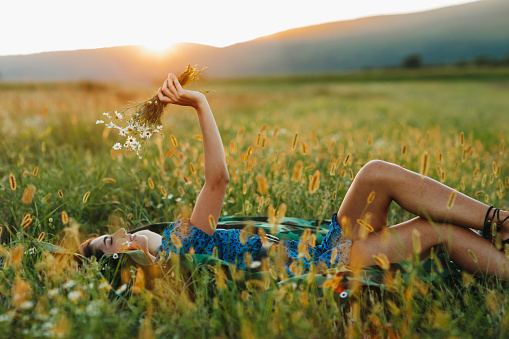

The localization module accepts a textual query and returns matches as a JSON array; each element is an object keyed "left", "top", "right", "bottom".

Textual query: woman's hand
[{"left": 157, "top": 73, "right": 206, "bottom": 109}]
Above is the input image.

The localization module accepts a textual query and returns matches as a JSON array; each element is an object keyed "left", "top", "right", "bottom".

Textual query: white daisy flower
[
  {"left": 114, "top": 111, "right": 122, "bottom": 120},
  {"left": 141, "top": 130, "right": 152, "bottom": 139},
  {"left": 96, "top": 120, "right": 104, "bottom": 124},
  {"left": 126, "top": 136, "right": 137, "bottom": 144},
  {"left": 113, "top": 143, "right": 122, "bottom": 150},
  {"left": 106, "top": 123, "right": 119, "bottom": 129},
  {"left": 340, "top": 291, "right": 348, "bottom": 298},
  {"left": 112, "top": 253, "right": 119, "bottom": 259},
  {"left": 175, "top": 198, "right": 182, "bottom": 202},
  {"left": 119, "top": 128, "right": 129, "bottom": 136},
  {"left": 102, "top": 112, "right": 110, "bottom": 117}
]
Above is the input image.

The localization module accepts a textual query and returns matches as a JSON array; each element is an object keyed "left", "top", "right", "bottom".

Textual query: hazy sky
[{"left": 1, "top": 0, "right": 478, "bottom": 56}]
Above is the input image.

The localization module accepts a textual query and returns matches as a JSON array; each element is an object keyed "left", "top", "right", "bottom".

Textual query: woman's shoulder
[{"left": 165, "top": 218, "right": 212, "bottom": 238}]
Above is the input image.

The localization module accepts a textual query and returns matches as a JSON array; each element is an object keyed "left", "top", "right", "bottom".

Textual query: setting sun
[{"left": 142, "top": 42, "right": 176, "bottom": 54}]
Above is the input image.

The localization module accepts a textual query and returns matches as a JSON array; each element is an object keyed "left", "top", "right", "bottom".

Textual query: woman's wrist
[{"left": 192, "top": 92, "right": 209, "bottom": 111}]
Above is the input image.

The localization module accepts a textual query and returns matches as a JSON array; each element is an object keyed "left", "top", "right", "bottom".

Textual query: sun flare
[{"left": 142, "top": 42, "right": 176, "bottom": 54}]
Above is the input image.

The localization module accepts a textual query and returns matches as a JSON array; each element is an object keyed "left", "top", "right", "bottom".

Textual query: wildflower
[
  {"left": 47, "top": 288, "right": 59, "bottom": 297},
  {"left": 62, "top": 280, "right": 75, "bottom": 289},
  {"left": 20, "top": 301, "right": 34, "bottom": 310},
  {"left": 175, "top": 198, "right": 182, "bottom": 202},
  {"left": 67, "top": 290, "right": 82, "bottom": 302},
  {"left": 250, "top": 261, "right": 261, "bottom": 269},
  {"left": 340, "top": 291, "right": 348, "bottom": 298},
  {"left": 112, "top": 253, "right": 119, "bottom": 259},
  {"left": 99, "top": 280, "right": 111, "bottom": 290},
  {"left": 96, "top": 120, "right": 104, "bottom": 124},
  {"left": 112, "top": 143, "right": 122, "bottom": 150},
  {"left": 98, "top": 65, "right": 205, "bottom": 159},
  {"left": 116, "top": 284, "right": 127, "bottom": 295}
]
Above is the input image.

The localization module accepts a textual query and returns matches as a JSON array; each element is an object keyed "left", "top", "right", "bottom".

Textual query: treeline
[{"left": 401, "top": 54, "right": 509, "bottom": 69}]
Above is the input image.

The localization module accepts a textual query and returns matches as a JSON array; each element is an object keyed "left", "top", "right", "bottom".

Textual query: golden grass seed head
[
  {"left": 148, "top": 177, "right": 155, "bottom": 189},
  {"left": 208, "top": 215, "right": 217, "bottom": 231},
  {"left": 308, "top": 170, "right": 320, "bottom": 193},
  {"left": 420, "top": 151, "right": 430, "bottom": 176},
  {"left": 21, "top": 185, "right": 36, "bottom": 204},
  {"left": 291, "top": 132, "right": 299, "bottom": 151},
  {"left": 82, "top": 191, "right": 91, "bottom": 204},
  {"left": 61, "top": 211, "right": 69, "bottom": 224},
  {"left": 9, "top": 173, "right": 16, "bottom": 191}
]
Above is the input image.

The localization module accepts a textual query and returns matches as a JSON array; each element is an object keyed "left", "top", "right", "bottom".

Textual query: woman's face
[{"left": 90, "top": 228, "right": 149, "bottom": 254}]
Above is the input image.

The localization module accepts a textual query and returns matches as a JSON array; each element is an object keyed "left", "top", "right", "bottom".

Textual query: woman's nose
[{"left": 112, "top": 228, "right": 126, "bottom": 238}]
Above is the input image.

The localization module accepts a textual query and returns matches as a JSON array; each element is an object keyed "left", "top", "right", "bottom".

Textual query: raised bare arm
[{"left": 157, "top": 73, "right": 229, "bottom": 235}]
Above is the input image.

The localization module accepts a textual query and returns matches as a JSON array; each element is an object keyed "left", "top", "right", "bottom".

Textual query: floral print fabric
[{"left": 159, "top": 213, "right": 352, "bottom": 275}]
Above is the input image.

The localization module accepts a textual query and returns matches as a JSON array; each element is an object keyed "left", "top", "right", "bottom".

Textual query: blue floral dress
[{"left": 157, "top": 213, "right": 352, "bottom": 276}]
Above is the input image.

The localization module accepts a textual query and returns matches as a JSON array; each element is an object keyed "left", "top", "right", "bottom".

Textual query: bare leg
[
  {"left": 350, "top": 217, "right": 509, "bottom": 279},
  {"left": 337, "top": 160, "right": 509, "bottom": 240},
  {"left": 337, "top": 160, "right": 509, "bottom": 277}
]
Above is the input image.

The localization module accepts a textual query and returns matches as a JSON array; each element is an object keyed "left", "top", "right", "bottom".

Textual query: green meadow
[{"left": 0, "top": 68, "right": 508, "bottom": 338}]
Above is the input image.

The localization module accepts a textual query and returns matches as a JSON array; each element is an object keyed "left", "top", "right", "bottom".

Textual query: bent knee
[{"left": 355, "top": 160, "right": 392, "bottom": 183}]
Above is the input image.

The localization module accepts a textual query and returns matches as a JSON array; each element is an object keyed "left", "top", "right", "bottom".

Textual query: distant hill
[{"left": 1, "top": 0, "right": 508, "bottom": 82}]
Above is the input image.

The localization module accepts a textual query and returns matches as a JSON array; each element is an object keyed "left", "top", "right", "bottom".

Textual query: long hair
[
  {"left": 77, "top": 237, "right": 155, "bottom": 265},
  {"left": 78, "top": 237, "right": 105, "bottom": 260}
]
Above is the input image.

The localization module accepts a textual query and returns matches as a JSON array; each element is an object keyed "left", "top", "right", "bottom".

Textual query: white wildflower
[
  {"left": 340, "top": 291, "right": 348, "bottom": 298},
  {"left": 86, "top": 302, "right": 100, "bottom": 317},
  {"left": 96, "top": 120, "right": 104, "bottom": 124},
  {"left": 62, "top": 280, "right": 75, "bottom": 289},
  {"left": 112, "top": 253, "right": 119, "bottom": 259},
  {"left": 68, "top": 290, "right": 82, "bottom": 302},
  {"left": 249, "top": 261, "right": 261, "bottom": 269},
  {"left": 99, "top": 281, "right": 111, "bottom": 290},
  {"left": 114, "top": 111, "right": 122, "bottom": 120},
  {"left": 112, "top": 143, "right": 122, "bottom": 150},
  {"left": 102, "top": 112, "right": 110, "bottom": 117},
  {"left": 119, "top": 128, "right": 128, "bottom": 136},
  {"left": 115, "top": 284, "right": 127, "bottom": 295},
  {"left": 20, "top": 301, "right": 34, "bottom": 310},
  {"left": 175, "top": 198, "right": 182, "bottom": 202},
  {"left": 141, "top": 130, "right": 152, "bottom": 139},
  {"left": 48, "top": 288, "right": 59, "bottom": 297},
  {"left": 0, "top": 312, "right": 14, "bottom": 322}
]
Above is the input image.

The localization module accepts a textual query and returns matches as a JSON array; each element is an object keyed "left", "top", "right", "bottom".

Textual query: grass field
[{"left": 1, "top": 69, "right": 509, "bottom": 338}]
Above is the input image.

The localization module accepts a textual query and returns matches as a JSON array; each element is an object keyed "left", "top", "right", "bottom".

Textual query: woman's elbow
[{"left": 208, "top": 173, "right": 229, "bottom": 188}]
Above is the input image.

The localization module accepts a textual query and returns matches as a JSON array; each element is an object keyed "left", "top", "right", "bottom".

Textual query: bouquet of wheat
[{"left": 97, "top": 65, "right": 206, "bottom": 158}]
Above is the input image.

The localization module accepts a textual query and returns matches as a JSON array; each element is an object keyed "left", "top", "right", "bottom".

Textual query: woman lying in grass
[{"left": 79, "top": 73, "right": 509, "bottom": 279}]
